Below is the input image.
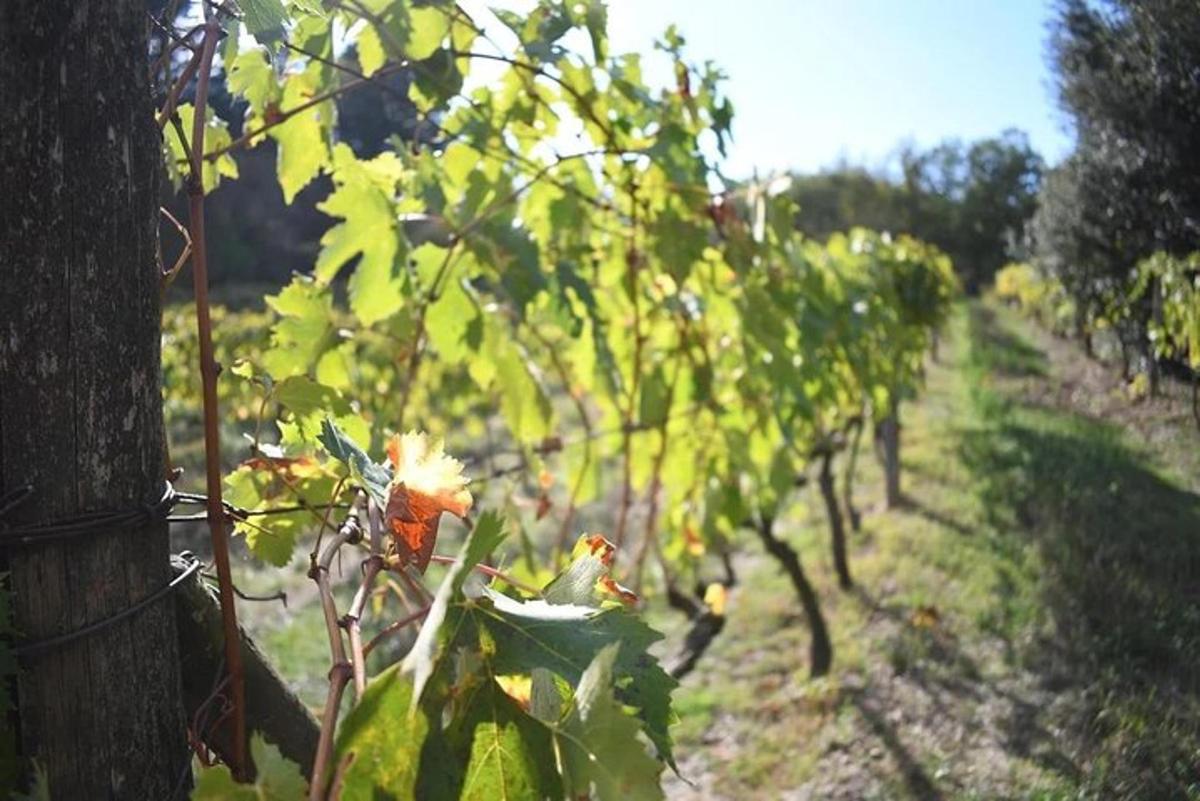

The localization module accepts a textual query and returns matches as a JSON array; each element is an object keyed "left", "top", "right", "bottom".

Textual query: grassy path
[{"left": 663, "top": 300, "right": 1200, "bottom": 800}]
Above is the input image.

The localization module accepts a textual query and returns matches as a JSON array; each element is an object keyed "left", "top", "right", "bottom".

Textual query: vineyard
[
  {"left": 156, "top": 1, "right": 959, "bottom": 795},
  {"left": 3, "top": 0, "right": 1200, "bottom": 799}
]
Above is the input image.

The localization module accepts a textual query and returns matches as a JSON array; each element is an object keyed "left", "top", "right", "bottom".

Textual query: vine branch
[{"left": 185, "top": 14, "right": 247, "bottom": 779}]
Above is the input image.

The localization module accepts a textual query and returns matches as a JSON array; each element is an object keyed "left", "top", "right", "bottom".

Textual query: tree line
[{"left": 1025, "top": 0, "right": 1200, "bottom": 387}]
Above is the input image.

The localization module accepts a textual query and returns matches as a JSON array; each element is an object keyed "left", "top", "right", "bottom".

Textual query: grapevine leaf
[
  {"left": 411, "top": 48, "right": 464, "bottom": 110},
  {"left": 275, "top": 375, "right": 350, "bottom": 438},
  {"left": 270, "top": 65, "right": 329, "bottom": 203},
  {"left": 425, "top": 277, "right": 476, "bottom": 363},
  {"left": 638, "top": 365, "right": 671, "bottom": 428},
  {"left": 192, "top": 734, "right": 307, "bottom": 799},
  {"left": 237, "top": 0, "right": 287, "bottom": 45},
  {"left": 227, "top": 49, "right": 279, "bottom": 116},
  {"left": 483, "top": 324, "right": 552, "bottom": 444},
  {"left": 356, "top": 24, "right": 387, "bottom": 77},
  {"left": 557, "top": 644, "right": 665, "bottom": 801},
  {"left": 262, "top": 277, "right": 335, "bottom": 379},
  {"left": 221, "top": 17, "right": 242, "bottom": 66},
  {"left": 469, "top": 589, "right": 678, "bottom": 768},
  {"left": 452, "top": 679, "right": 563, "bottom": 800},
  {"left": 407, "top": 6, "right": 453, "bottom": 61},
  {"left": 224, "top": 457, "right": 337, "bottom": 566},
  {"left": 333, "top": 664, "right": 459, "bottom": 800},
  {"left": 167, "top": 105, "right": 237, "bottom": 192},
  {"left": 315, "top": 156, "right": 404, "bottom": 324},
  {"left": 382, "top": 432, "right": 473, "bottom": 574},
  {"left": 542, "top": 535, "right": 613, "bottom": 605},
  {"left": 582, "top": 0, "right": 608, "bottom": 62},
  {"left": 403, "top": 511, "right": 507, "bottom": 706},
  {"left": 317, "top": 418, "right": 391, "bottom": 509}
]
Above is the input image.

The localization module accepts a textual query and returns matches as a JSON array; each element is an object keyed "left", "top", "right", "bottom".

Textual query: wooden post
[{"left": 0, "top": 2, "right": 191, "bottom": 795}]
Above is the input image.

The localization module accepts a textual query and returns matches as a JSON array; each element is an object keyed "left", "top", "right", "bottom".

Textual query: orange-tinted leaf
[
  {"left": 386, "top": 484, "right": 442, "bottom": 573},
  {"left": 381, "top": 431, "right": 472, "bottom": 573},
  {"left": 583, "top": 534, "right": 616, "bottom": 567},
  {"left": 598, "top": 575, "right": 638, "bottom": 606}
]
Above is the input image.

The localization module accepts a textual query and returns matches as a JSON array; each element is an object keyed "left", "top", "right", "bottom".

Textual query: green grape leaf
[
  {"left": 582, "top": 0, "right": 608, "bottom": 62},
  {"left": 221, "top": 17, "right": 242, "bottom": 66},
  {"left": 227, "top": 48, "right": 279, "bottom": 115},
  {"left": 404, "top": 511, "right": 507, "bottom": 706},
  {"left": 224, "top": 457, "right": 339, "bottom": 566},
  {"left": 651, "top": 203, "right": 706, "bottom": 281},
  {"left": 262, "top": 276, "right": 335, "bottom": 378},
  {"left": 317, "top": 418, "right": 391, "bottom": 509},
  {"left": 452, "top": 679, "right": 563, "bottom": 800},
  {"left": 237, "top": 0, "right": 287, "bottom": 45},
  {"left": 483, "top": 326, "right": 552, "bottom": 444},
  {"left": 270, "top": 66, "right": 329, "bottom": 203},
  {"left": 468, "top": 589, "right": 678, "bottom": 769},
  {"left": 407, "top": 6, "right": 453, "bottom": 61},
  {"left": 356, "top": 24, "right": 387, "bottom": 77},
  {"left": 333, "top": 664, "right": 457, "bottom": 800},
  {"left": 425, "top": 277, "right": 476, "bottom": 363},
  {"left": 410, "top": 48, "right": 463, "bottom": 110},
  {"left": 192, "top": 733, "right": 307, "bottom": 799},
  {"left": 275, "top": 375, "right": 351, "bottom": 438},
  {"left": 315, "top": 154, "right": 404, "bottom": 325},
  {"left": 557, "top": 644, "right": 665, "bottom": 801},
  {"left": 638, "top": 366, "right": 671, "bottom": 428}
]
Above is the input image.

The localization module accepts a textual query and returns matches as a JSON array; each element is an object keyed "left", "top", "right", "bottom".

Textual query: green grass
[{"left": 958, "top": 302, "right": 1200, "bottom": 799}]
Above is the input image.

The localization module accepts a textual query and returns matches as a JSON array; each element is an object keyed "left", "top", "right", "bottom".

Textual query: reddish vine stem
[
  {"left": 614, "top": 180, "right": 642, "bottom": 549},
  {"left": 362, "top": 604, "right": 430, "bottom": 657},
  {"left": 362, "top": 553, "right": 539, "bottom": 657},
  {"left": 156, "top": 45, "right": 202, "bottom": 130},
  {"left": 312, "top": 664, "right": 351, "bottom": 801},
  {"left": 426, "top": 555, "right": 540, "bottom": 594},
  {"left": 309, "top": 511, "right": 359, "bottom": 800},
  {"left": 343, "top": 501, "right": 384, "bottom": 697},
  {"left": 186, "top": 16, "right": 247, "bottom": 779},
  {"left": 158, "top": 206, "right": 192, "bottom": 288},
  {"left": 630, "top": 363, "right": 682, "bottom": 591}
]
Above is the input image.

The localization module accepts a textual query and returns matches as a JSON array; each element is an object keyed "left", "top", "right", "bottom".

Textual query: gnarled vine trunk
[
  {"left": 753, "top": 515, "right": 832, "bottom": 677},
  {"left": 818, "top": 450, "right": 853, "bottom": 589},
  {"left": 880, "top": 407, "right": 902, "bottom": 509},
  {"left": 0, "top": 2, "right": 191, "bottom": 796},
  {"left": 842, "top": 416, "right": 864, "bottom": 531}
]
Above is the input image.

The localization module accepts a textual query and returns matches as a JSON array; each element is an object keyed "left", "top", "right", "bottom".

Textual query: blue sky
[
  {"left": 464, "top": 1, "right": 1074, "bottom": 177},
  {"left": 602, "top": 0, "right": 1073, "bottom": 175}
]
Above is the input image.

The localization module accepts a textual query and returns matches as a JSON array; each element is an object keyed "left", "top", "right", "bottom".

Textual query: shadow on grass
[
  {"left": 960, "top": 303, "right": 1200, "bottom": 798},
  {"left": 851, "top": 691, "right": 944, "bottom": 801},
  {"left": 854, "top": 584, "right": 1085, "bottom": 790},
  {"left": 897, "top": 493, "right": 975, "bottom": 538}
]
